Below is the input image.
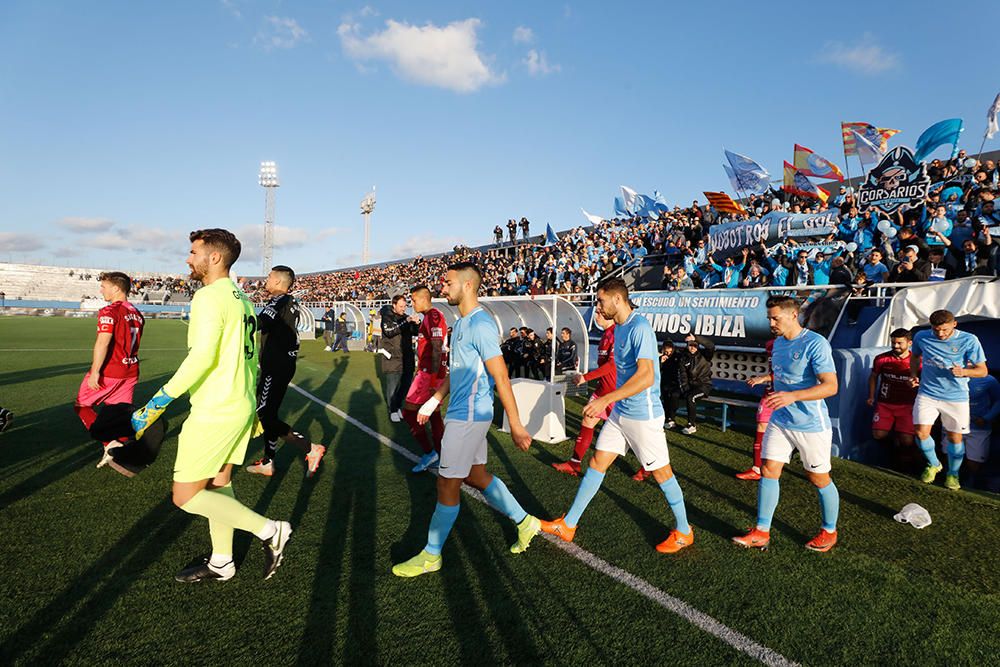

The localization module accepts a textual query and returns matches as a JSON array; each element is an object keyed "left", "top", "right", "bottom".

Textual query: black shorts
[{"left": 256, "top": 363, "right": 295, "bottom": 440}]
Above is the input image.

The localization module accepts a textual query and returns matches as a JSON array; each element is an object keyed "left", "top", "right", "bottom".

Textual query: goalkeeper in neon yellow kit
[{"left": 132, "top": 229, "right": 292, "bottom": 582}]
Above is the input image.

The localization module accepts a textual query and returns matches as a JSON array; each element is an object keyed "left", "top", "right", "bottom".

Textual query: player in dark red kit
[
  {"left": 74, "top": 271, "right": 145, "bottom": 470},
  {"left": 738, "top": 338, "right": 775, "bottom": 481},
  {"left": 552, "top": 310, "right": 616, "bottom": 476},
  {"left": 869, "top": 328, "right": 920, "bottom": 466},
  {"left": 404, "top": 284, "right": 448, "bottom": 473}
]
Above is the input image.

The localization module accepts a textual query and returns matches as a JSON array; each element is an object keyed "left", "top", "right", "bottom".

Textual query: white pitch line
[{"left": 289, "top": 383, "right": 798, "bottom": 667}]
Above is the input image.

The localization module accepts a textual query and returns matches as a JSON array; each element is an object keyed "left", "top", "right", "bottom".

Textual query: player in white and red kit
[
  {"left": 404, "top": 284, "right": 448, "bottom": 473},
  {"left": 738, "top": 338, "right": 775, "bottom": 481},
  {"left": 552, "top": 310, "right": 617, "bottom": 477},
  {"left": 74, "top": 271, "right": 144, "bottom": 467},
  {"left": 869, "top": 328, "right": 920, "bottom": 465}
]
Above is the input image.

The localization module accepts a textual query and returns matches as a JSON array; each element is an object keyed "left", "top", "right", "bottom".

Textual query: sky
[{"left": 2, "top": 0, "right": 999, "bottom": 277}]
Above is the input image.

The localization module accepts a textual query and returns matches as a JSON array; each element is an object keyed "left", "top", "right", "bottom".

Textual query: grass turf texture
[{"left": 1, "top": 315, "right": 998, "bottom": 666}]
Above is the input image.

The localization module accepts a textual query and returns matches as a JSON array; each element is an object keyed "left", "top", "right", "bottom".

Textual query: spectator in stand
[
  {"left": 742, "top": 262, "right": 769, "bottom": 288},
  {"left": 494, "top": 225, "right": 503, "bottom": 245},
  {"left": 926, "top": 247, "right": 956, "bottom": 281},
  {"left": 787, "top": 248, "right": 815, "bottom": 286},
  {"left": 519, "top": 217, "right": 530, "bottom": 241},
  {"left": 507, "top": 219, "right": 518, "bottom": 245},
  {"left": 670, "top": 266, "right": 694, "bottom": 290},
  {"left": 942, "top": 233, "right": 997, "bottom": 277},
  {"left": 862, "top": 249, "right": 890, "bottom": 284},
  {"left": 711, "top": 248, "right": 748, "bottom": 288},
  {"left": 889, "top": 246, "right": 930, "bottom": 282}
]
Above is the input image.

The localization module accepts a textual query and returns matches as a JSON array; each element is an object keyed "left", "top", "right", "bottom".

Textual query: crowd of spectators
[{"left": 243, "top": 151, "right": 1000, "bottom": 303}]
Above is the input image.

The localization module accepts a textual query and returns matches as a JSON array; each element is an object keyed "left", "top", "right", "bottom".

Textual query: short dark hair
[
  {"left": 99, "top": 271, "right": 131, "bottom": 295},
  {"left": 270, "top": 265, "right": 295, "bottom": 287},
  {"left": 929, "top": 309, "right": 955, "bottom": 326},
  {"left": 596, "top": 277, "right": 629, "bottom": 300},
  {"left": 447, "top": 261, "right": 482, "bottom": 290},
  {"left": 561, "top": 327, "right": 572, "bottom": 336},
  {"left": 190, "top": 228, "right": 241, "bottom": 269},
  {"left": 766, "top": 295, "right": 799, "bottom": 312},
  {"left": 410, "top": 284, "right": 430, "bottom": 295},
  {"left": 391, "top": 294, "right": 406, "bottom": 305},
  {"left": 889, "top": 328, "right": 912, "bottom": 340}
]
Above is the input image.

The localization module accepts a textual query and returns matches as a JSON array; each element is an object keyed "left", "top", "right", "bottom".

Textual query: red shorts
[
  {"left": 872, "top": 402, "right": 914, "bottom": 436},
  {"left": 588, "top": 393, "right": 614, "bottom": 421},
  {"left": 406, "top": 370, "right": 444, "bottom": 406},
  {"left": 76, "top": 373, "right": 138, "bottom": 408},
  {"left": 756, "top": 396, "right": 774, "bottom": 424}
]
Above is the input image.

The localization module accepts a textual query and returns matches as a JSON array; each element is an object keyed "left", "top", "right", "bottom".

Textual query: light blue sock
[
  {"left": 425, "top": 502, "right": 460, "bottom": 556},
  {"left": 816, "top": 481, "right": 840, "bottom": 532},
  {"left": 917, "top": 436, "right": 941, "bottom": 467},
  {"left": 946, "top": 441, "right": 965, "bottom": 476},
  {"left": 482, "top": 477, "right": 527, "bottom": 524},
  {"left": 658, "top": 476, "right": 690, "bottom": 534},
  {"left": 756, "top": 477, "right": 780, "bottom": 531},
  {"left": 565, "top": 467, "right": 606, "bottom": 528}
]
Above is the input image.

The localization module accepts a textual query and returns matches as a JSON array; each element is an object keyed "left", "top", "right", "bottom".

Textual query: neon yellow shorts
[{"left": 173, "top": 408, "right": 254, "bottom": 482}]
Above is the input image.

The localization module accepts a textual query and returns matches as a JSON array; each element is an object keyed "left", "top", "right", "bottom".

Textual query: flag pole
[{"left": 976, "top": 132, "right": 988, "bottom": 164}]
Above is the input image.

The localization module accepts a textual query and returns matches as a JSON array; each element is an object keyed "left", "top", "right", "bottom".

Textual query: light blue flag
[
  {"left": 914, "top": 118, "right": 964, "bottom": 163},
  {"left": 634, "top": 194, "right": 658, "bottom": 217},
  {"left": 723, "top": 164, "right": 743, "bottom": 193},
  {"left": 724, "top": 149, "right": 771, "bottom": 194},
  {"left": 614, "top": 196, "right": 628, "bottom": 217},
  {"left": 653, "top": 190, "right": 669, "bottom": 206},
  {"left": 544, "top": 223, "right": 559, "bottom": 246}
]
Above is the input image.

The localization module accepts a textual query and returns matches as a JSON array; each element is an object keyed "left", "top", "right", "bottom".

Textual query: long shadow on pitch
[
  {"left": 0, "top": 498, "right": 189, "bottom": 664},
  {"left": 0, "top": 362, "right": 91, "bottom": 388},
  {"left": 295, "top": 377, "right": 381, "bottom": 665}
]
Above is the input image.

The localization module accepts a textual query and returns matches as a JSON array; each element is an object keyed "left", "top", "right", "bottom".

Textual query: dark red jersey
[
  {"left": 584, "top": 325, "right": 617, "bottom": 397},
  {"left": 417, "top": 308, "right": 447, "bottom": 377},
  {"left": 97, "top": 300, "right": 144, "bottom": 379},
  {"left": 873, "top": 351, "right": 919, "bottom": 405}
]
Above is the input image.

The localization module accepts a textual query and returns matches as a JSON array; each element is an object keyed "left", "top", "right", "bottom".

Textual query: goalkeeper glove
[{"left": 132, "top": 388, "right": 174, "bottom": 439}]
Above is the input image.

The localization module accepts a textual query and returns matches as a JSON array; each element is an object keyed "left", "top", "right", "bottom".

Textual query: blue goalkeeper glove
[{"left": 132, "top": 388, "right": 174, "bottom": 439}]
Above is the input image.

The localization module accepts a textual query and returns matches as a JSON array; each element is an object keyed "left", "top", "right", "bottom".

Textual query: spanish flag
[
  {"left": 793, "top": 144, "right": 845, "bottom": 181},
  {"left": 841, "top": 122, "right": 900, "bottom": 156},
  {"left": 782, "top": 162, "right": 830, "bottom": 204},
  {"left": 703, "top": 191, "right": 746, "bottom": 215}
]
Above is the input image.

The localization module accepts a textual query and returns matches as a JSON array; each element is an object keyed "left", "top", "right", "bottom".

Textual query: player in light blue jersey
[
  {"left": 540, "top": 278, "right": 694, "bottom": 554},
  {"left": 733, "top": 296, "right": 840, "bottom": 552},
  {"left": 391, "top": 262, "right": 540, "bottom": 577},
  {"left": 910, "top": 309, "right": 988, "bottom": 490}
]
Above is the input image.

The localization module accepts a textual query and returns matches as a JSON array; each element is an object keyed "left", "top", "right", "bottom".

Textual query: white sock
[
  {"left": 209, "top": 553, "right": 233, "bottom": 568},
  {"left": 255, "top": 519, "right": 277, "bottom": 541}
]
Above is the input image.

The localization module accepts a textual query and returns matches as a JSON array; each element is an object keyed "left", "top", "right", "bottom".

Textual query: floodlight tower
[
  {"left": 360, "top": 186, "right": 376, "bottom": 265},
  {"left": 258, "top": 161, "right": 280, "bottom": 275}
]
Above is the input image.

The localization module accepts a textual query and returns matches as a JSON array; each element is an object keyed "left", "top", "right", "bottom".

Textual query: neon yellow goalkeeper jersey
[{"left": 164, "top": 278, "right": 258, "bottom": 416}]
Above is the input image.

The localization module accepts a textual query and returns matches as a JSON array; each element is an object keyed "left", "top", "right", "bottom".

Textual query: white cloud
[
  {"left": 513, "top": 26, "right": 534, "bottom": 43},
  {"left": 359, "top": 5, "right": 379, "bottom": 18},
  {"left": 80, "top": 226, "right": 183, "bottom": 252},
  {"left": 817, "top": 34, "right": 899, "bottom": 75},
  {"left": 220, "top": 0, "right": 241, "bottom": 19},
  {"left": 234, "top": 224, "right": 338, "bottom": 262},
  {"left": 338, "top": 18, "right": 505, "bottom": 93},
  {"left": 255, "top": 16, "right": 308, "bottom": 51},
  {"left": 523, "top": 49, "right": 560, "bottom": 76},
  {"left": 56, "top": 216, "right": 115, "bottom": 232},
  {"left": 387, "top": 234, "right": 465, "bottom": 259},
  {"left": 0, "top": 232, "right": 46, "bottom": 252}
]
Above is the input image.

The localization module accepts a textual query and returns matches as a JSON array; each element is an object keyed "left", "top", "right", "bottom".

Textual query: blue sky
[{"left": 1, "top": 0, "right": 998, "bottom": 276}]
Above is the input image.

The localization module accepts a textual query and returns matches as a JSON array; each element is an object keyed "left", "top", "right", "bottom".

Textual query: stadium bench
[{"left": 702, "top": 396, "right": 758, "bottom": 432}]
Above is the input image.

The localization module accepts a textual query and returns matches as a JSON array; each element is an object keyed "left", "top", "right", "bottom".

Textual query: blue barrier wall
[{"left": 829, "top": 347, "right": 885, "bottom": 461}]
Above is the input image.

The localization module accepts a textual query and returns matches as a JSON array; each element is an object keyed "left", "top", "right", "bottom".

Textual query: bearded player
[
  {"left": 404, "top": 284, "right": 448, "bottom": 474},
  {"left": 391, "top": 262, "right": 540, "bottom": 577},
  {"left": 132, "top": 229, "right": 291, "bottom": 582},
  {"left": 245, "top": 265, "right": 327, "bottom": 478},
  {"left": 74, "top": 271, "right": 145, "bottom": 471},
  {"left": 869, "top": 329, "right": 919, "bottom": 468},
  {"left": 552, "top": 310, "right": 616, "bottom": 477},
  {"left": 541, "top": 278, "right": 693, "bottom": 554}
]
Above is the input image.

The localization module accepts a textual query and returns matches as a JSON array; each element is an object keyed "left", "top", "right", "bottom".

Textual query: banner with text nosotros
[
  {"left": 707, "top": 210, "right": 840, "bottom": 263},
  {"left": 632, "top": 291, "right": 771, "bottom": 346}
]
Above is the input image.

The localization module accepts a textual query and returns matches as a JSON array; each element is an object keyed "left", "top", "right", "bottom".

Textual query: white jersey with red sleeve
[
  {"left": 417, "top": 307, "right": 447, "bottom": 377},
  {"left": 97, "top": 300, "right": 145, "bottom": 379}
]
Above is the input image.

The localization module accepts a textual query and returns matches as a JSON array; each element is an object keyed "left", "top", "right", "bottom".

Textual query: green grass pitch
[{"left": 1, "top": 316, "right": 998, "bottom": 665}]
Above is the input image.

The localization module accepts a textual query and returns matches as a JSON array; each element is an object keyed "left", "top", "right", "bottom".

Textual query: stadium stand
[{"left": 0, "top": 263, "right": 195, "bottom": 304}]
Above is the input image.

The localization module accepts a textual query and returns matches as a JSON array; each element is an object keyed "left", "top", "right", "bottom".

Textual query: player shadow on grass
[
  {"left": 0, "top": 374, "right": 172, "bottom": 510},
  {"left": 0, "top": 497, "right": 191, "bottom": 665},
  {"left": 293, "top": 376, "right": 381, "bottom": 664},
  {"left": 0, "top": 361, "right": 91, "bottom": 387}
]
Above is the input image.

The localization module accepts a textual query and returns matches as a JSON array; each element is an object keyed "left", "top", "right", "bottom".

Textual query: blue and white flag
[
  {"left": 581, "top": 208, "right": 604, "bottom": 225},
  {"left": 724, "top": 149, "right": 771, "bottom": 194},
  {"left": 620, "top": 185, "right": 639, "bottom": 213},
  {"left": 723, "top": 164, "right": 743, "bottom": 194},
  {"left": 986, "top": 93, "right": 1000, "bottom": 140},
  {"left": 852, "top": 130, "right": 884, "bottom": 166},
  {"left": 914, "top": 118, "right": 964, "bottom": 163},
  {"left": 613, "top": 196, "right": 629, "bottom": 217},
  {"left": 544, "top": 223, "right": 559, "bottom": 246},
  {"left": 653, "top": 190, "right": 669, "bottom": 206}
]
